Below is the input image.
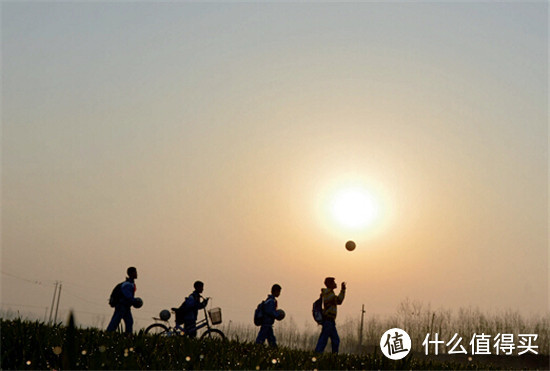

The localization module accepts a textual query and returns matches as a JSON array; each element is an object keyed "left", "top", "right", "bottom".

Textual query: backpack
[
  {"left": 253, "top": 301, "right": 265, "bottom": 326},
  {"left": 312, "top": 294, "right": 323, "bottom": 324},
  {"left": 175, "top": 296, "right": 193, "bottom": 325},
  {"left": 109, "top": 282, "right": 124, "bottom": 307}
]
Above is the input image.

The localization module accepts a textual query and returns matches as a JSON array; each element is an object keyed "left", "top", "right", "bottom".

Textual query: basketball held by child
[{"left": 133, "top": 297, "right": 143, "bottom": 308}]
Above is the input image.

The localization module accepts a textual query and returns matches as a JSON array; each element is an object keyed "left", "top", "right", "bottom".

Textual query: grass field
[
  {"left": 2, "top": 315, "right": 549, "bottom": 370},
  {"left": 218, "top": 299, "right": 549, "bottom": 358}
]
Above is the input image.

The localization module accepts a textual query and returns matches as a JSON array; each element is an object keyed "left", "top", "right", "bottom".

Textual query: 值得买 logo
[{"left": 380, "top": 328, "right": 411, "bottom": 360}]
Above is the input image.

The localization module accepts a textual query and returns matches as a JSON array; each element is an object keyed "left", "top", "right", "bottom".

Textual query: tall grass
[
  {"left": 2, "top": 317, "right": 482, "bottom": 370},
  {"left": 220, "top": 299, "right": 550, "bottom": 355}
]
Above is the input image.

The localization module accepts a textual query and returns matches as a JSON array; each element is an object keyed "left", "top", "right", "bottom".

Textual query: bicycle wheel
[
  {"left": 145, "top": 323, "right": 169, "bottom": 336},
  {"left": 200, "top": 329, "right": 225, "bottom": 341}
]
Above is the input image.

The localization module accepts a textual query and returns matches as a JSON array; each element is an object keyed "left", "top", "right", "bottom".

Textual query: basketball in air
[{"left": 345, "top": 240, "right": 356, "bottom": 251}]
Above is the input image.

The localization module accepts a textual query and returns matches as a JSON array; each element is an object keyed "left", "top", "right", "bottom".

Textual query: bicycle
[{"left": 145, "top": 300, "right": 225, "bottom": 341}]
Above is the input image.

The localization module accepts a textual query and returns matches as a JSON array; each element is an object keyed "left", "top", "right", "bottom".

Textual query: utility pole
[
  {"left": 54, "top": 283, "right": 62, "bottom": 324},
  {"left": 359, "top": 304, "right": 366, "bottom": 348},
  {"left": 48, "top": 281, "right": 59, "bottom": 324}
]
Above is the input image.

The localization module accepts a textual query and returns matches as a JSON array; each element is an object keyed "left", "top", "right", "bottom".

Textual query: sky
[{"left": 1, "top": 2, "right": 548, "bottom": 330}]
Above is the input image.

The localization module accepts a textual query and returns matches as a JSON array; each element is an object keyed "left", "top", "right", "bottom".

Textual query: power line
[
  {"left": 62, "top": 280, "right": 107, "bottom": 292},
  {"left": 1, "top": 302, "right": 48, "bottom": 310},
  {"left": 2, "top": 271, "right": 192, "bottom": 318},
  {"left": 2, "top": 302, "right": 180, "bottom": 329},
  {"left": 62, "top": 288, "right": 108, "bottom": 308},
  {"left": 1, "top": 271, "right": 56, "bottom": 286},
  {"left": 4, "top": 271, "right": 170, "bottom": 305}
]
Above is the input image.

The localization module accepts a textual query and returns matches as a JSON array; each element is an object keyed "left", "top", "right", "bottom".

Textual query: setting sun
[{"left": 331, "top": 188, "right": 379, "bottom": 229}]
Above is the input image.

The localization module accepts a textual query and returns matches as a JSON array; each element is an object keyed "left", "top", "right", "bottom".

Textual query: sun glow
[{"left": 331, "top": 188, "right": 379, "bottom": 229}]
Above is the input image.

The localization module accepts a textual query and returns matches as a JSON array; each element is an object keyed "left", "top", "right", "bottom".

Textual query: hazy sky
[{"left": 2, "top": 2, "right": 548, "bottom": 329}]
